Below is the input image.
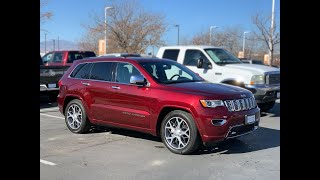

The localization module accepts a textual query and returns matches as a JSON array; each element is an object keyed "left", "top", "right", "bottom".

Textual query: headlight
[
  {"left": 200, "top": 100, "right": 224, "bottom": 108},
  {"left": 250, "top": 75, "right": 265, "bottom": 85}
]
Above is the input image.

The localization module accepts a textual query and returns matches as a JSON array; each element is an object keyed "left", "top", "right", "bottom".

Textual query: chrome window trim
[{"left": 68, "top": 61, "right": 150, "bottom": 87}]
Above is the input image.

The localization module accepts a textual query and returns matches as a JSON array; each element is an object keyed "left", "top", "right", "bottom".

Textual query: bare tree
[
  {"left": 40, "top": 0, "right": 53, "bottom": 26},
  {"left": 190, "top": 26, "right": 244, "bottom": 56},
  {"left": 79, "top": 0, "right": 167, "bottom": 54},
  {"left": 252, "top": 13, "right": 280, "bottom": 66}
]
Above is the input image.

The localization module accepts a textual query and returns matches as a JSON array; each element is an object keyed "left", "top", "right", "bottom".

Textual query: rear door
[
  {"left": 107, "top": 62, "right": 151, "bottom": 128},
  {"left": 85, "top": 62, "right": 116, "bottom": 122}
]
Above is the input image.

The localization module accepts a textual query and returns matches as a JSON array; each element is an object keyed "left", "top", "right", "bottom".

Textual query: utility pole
[
  {"left": 58, "top": 36, "right": 60, "bottom": 50},
  {"left": 44, "top": 33, "right": 47, "bottom": 53},
  {"left": 269, "top": 0, "right": 275, "bottom": 66}
]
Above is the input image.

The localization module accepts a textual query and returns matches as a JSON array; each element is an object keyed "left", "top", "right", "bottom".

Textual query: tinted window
[
  {"left": 163, "top": 50, "right": 179, "bottom": 61},
  {"left": 82, "top": 51, "right": 96, "bottom": 58},
  {"left": 183, "top": 50, "right": 209, "bottom": 66},
  {"left": 139, "top": 61, "right": 203, "bottom": 84},
  {"left": 70, "top": 64, "right": 86, "bottom": 77},
  {"left": 42, "top": 52, "right": 53, "bottom": 63},
  {"left": 74, "top": 63, "right": 92, "bottom": 79},
  {"left": 53, "top": 52, "right": 64, "bottom": 63},
  {"left": 252, "top": 60, "right": 264, "bottom": 65},
  {"left": 90, "top": 62, "right": 114, "bottom": 81},
  {"left": 68, "top": 52, "right": 84, "bottom": 63},
  {"left": 115, "top": 63, "right": 142, "bottom": 84}
]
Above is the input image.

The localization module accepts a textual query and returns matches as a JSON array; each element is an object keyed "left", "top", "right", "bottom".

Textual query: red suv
[{"left": 57, "top": 57, "right": 260, "bottom": 154}]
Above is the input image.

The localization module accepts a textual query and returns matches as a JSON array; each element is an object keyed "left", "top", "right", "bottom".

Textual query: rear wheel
[
  {"left": 160, "top": 110, "right": 201, "bottom": 154},
  {"left": 258, "top": 101, "right": 275, "bottom": 112},
  {"left": 64, "top": 99, "right": 91, "bottom": 133}
]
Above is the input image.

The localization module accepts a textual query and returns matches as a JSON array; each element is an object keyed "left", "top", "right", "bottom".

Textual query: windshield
[
  {"left": 139, "top": 60, "right": 203, "bottom": 84},
  {"left": 204, "top": 48, "right": 242, "bottom": 65}
]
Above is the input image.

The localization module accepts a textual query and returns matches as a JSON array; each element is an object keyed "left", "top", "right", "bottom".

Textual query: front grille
[
  {"left": 224, "top": 97, "right": 257, "bottom": 112},
  {"left": 226, "top": 124, "right": 255, "bottom": 138},
  {"left": 266, "top": 73, "right": 280, "bottom": 84}
]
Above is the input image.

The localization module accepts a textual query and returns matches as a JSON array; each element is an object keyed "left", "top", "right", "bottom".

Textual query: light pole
[
  {"left": 44, "top": 33, "right": 47, "bottom": 53},
  {"left": 209, "top": 26, "right": 218, "bottom": 46},
  {"left": 105, "top": 6, "right": 114, "bottom": 54},
  {"left": 269, "top": 0, "right": 275, "bottom": 66},
  {"left": 53, "top": 39, "right": 55, "bottom": 51},
  {"left": 58, "top": 36, "right": 59, "bottom": 50},
  {"left": 243, "top": 31, "right": 250, "bottom": 58},
  {"left": 174, "top": 24, "right": 179, "bottom": 45}
]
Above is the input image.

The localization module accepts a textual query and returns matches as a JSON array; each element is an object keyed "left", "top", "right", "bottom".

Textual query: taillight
[{"left": 58, "top": 80, "right": 62, "bottom": 87}]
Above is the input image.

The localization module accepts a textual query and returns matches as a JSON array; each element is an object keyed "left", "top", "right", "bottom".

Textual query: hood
[
  {"left": 225, "top": 64, "right": 279, "bottom": 75},
  {"left": 164, "top": 81, "right": 253, "bottom": 99}
]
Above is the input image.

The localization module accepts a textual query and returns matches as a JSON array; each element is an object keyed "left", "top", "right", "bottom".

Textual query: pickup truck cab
[
  {"left": 40, "top": 50, "right": 96, "bottom": 100},
  {"left": 58, "top": 57, "right": 260, "bottom": 154},
  {"left": 42, "top": 50, "right": 96, "bottom": 66},
  {"left": 157, "top": 46, "right": 280, "bottom": 112}
]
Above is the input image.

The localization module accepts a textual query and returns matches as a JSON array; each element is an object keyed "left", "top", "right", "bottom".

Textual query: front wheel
[
  {"left": 258, "top": 101, "right": 275, "bottom": 112},
  {"left": 160, "top": 110, "right": 201, "bottom": 154}
]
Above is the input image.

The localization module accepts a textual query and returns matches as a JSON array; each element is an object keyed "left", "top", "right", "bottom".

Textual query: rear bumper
[
  {"left": 40, "top": 84, "right": 59, "bottom": 92},
  {"left": 245, "top": 84, "right": 280, "bottom": 103}
]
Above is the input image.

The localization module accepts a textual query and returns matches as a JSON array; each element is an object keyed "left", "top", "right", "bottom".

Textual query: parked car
[
  {"left": 40, "top": 50, "right": 96, "bottom": 101},
  {"left": 42, "top": 50, "right": 96, "bottom": 66},
  {"left": 57, "top": 57, "right": 260, "bottom": 154},
  {"left": 241, "top": 59, "right": 265, "bottom": 65},
  {"left": 156, "top": 46, "right": 280, "bottom": 112},
  {"left": 99, "top": 53, "right": 142, "bottom": 58}
]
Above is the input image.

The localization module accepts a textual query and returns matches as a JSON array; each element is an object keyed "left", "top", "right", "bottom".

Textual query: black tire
[
  {"left": 258, "top": 101, "right": 275, "bottom": 112},
  {"left": 64, "top": 99, "right": 91, "bottom": 134},
  {"left": 160, "top": 110, "right": 201, "bottom": 154}
]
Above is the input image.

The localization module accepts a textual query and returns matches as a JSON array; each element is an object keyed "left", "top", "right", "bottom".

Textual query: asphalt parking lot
[{"left": 40, "top": 95, "right": 280, "bottom": 180}]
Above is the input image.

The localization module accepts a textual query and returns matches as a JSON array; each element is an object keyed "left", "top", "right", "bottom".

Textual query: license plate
[
  {"left": 48, "top": 83, "right": 56, "bottom": 88},
  {"left": 277, "top": 92, "right": 280, "bottom": 98},
  {"left": 245, "top": 115, "right": 255, "bottom": 124}
]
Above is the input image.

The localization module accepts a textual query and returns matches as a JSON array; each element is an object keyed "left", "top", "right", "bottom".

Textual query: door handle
[
  {"left": 82, "top": 82, "right": 90, "bottom": 86},
  {"left": 111, "top": 86, "right": 120, "bottom": 90}
]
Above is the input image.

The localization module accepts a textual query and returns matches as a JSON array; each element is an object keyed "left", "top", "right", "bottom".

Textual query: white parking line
[
  {"left": 40, "top": 113, "right": 64, "bottom": 119},
  {"left": 40, "top": 107, "right": 59, "bottom": 113},
  {"left": 40, "top": 159, "right": 56, "bottom": 166}
]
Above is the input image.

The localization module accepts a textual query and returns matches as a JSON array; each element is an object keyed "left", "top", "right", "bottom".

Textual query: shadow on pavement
[
  {"left": 40, "top": 95, "right": 58, "bottom": 109},
  {"left": 87, "top": 125, "right": 162, "bottom": 142},
  {"left": 195, "top": 127, "right": 280, "bottom": 155}
]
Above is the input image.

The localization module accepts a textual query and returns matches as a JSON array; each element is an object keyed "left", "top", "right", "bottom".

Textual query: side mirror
[
  {"left": 197, "top": 58, "right": 204, "bottom": 68},
  {"left": 207, "top": 63, "right": 212, "bottom": 69},
  {"left": 130, "top": 74, "right": 146, "bottom": 86}
]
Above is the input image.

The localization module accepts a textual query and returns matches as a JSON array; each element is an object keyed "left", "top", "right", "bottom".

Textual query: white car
[{"left": 157, "top": 46, "right": 280, "bottom": 112}]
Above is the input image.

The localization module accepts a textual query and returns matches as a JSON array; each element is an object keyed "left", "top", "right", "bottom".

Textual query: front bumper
[
  {"left": 244, "top": 84, "right": 280, "bottom": 103},
  {"left": 196, "top": 106, "right": 260, "bottom": 145}
]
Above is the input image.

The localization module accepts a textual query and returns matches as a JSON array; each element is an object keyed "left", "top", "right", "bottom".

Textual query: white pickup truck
[{"left": 156, "top": 46, "right": 280, "bottom": 112}]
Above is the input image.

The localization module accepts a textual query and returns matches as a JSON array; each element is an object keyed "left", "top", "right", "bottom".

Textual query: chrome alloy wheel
[
  {"left": 164, "top": 117, "right": 190, "bottom": 150},
  {"left": 66, "top": 104, "right": 83, "bottom": 129}
]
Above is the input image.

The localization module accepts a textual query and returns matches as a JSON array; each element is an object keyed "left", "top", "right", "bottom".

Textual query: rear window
[
  {"left": 163, "top": 49, "right": 179, "bottom": 61},
  {"left": 82, "top": 51, "right": 96, "bottom": 58},
  {"left": 89, "top": 62, "right": 114, "bottom": 81},
  {"left": 72, "top": 63, "right": 92, "bottom": 79}
]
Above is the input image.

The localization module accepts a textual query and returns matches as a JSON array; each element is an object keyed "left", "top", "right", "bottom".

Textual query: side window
[
  {"left": 163, "top": 49, "right": 180, "bottom": 61},
  {"left": 53, "top": 52, "right": 64, "bottom": 63},
  {"left": 70, "top": 64, "right": 86, "bottom": 77},
  {"left": 89, "top": 62, "right": 114, "bottom": 81},
  {"left": 74, "top": 63, "right": 92, "bottom": 79},
  {"left": 115, "top": 63, "right": 142, "bottom": 84},
  {"left": 68, "top": 52, "right": 83, "bottom": 63},
  {"left": 42, "top": 53, "right": 53, "bottom": 63},
  {"left": 183, "top": 50, "right": 209, "bottom": 67}
]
